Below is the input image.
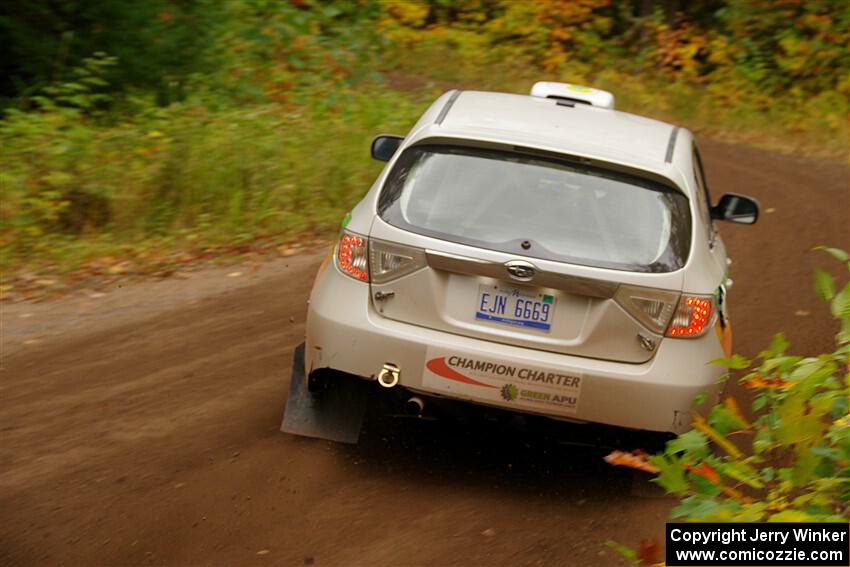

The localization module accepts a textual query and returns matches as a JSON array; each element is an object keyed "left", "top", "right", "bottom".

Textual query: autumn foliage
[
  {"left": 606, "top": 248, "right": 850, "bottom": 563},
  {"left": 1, "top": 1, "right": 848, "bottom": 288},
  {"left": 379, "top": 0, "right": 850, "bottom": 93}
]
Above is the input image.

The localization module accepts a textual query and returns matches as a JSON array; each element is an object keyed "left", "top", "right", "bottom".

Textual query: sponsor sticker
[{"left": 423, "top": 349, "right": 582, "bottom": 415}]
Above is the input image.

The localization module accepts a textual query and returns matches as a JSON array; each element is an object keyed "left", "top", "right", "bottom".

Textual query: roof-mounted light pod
[{"left": 530, "top": 82, "right": 615, "bottom": 110}]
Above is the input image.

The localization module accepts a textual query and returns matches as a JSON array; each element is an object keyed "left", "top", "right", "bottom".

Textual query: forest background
[{"left": 1, "top": 0, "right": 848, "bottom": 288}]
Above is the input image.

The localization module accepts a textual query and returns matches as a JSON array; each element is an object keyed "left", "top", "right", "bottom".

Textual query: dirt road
[{"left": 1, "top": 140, "right": 847, "bottom": 566}]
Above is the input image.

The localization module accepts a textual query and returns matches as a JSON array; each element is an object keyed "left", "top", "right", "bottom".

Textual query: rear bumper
[{"left": 306, "top": 266, "right": 725, "bottom": 434}]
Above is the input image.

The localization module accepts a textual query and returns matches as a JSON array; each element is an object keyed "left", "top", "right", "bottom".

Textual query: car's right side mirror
[
  {"left": 371, "top": 135, "right": 404, "bottom": 162},
  {"left": 710, "top": 193, "right": 760, "bottom": 224}
]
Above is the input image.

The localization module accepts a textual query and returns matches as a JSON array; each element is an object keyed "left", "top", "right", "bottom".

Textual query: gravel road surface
[{"left": 1, "top": 140, "right": 847, "bottom": 566}]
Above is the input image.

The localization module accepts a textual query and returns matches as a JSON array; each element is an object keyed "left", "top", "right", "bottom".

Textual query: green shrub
[
  {"left": 654, "top": 249, "right": 849, "bottom": 523},
  {"left": 0, "top": 63, "right": 428, "bottom": 273},
  {"left": 606, "top": 248, "right": 849, "bottom": 563}
]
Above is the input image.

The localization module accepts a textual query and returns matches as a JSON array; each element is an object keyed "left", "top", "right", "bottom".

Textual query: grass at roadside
[{"left": 0, "top": 84, "right": 432, "bottom": 298}]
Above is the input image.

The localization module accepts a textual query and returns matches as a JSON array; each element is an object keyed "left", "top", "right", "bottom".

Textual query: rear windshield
[{"left": 378, "top": 145, "right": 691, "bottom": 273}]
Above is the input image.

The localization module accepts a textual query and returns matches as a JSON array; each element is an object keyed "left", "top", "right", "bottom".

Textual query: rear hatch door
[{"left": 368, "top": 144, "right": 690, "bottom": 364}]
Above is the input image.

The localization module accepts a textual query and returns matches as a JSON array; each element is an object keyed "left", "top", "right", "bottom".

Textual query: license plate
[{"left": 475, "top": 284, "right": 555, "bottom": 332}]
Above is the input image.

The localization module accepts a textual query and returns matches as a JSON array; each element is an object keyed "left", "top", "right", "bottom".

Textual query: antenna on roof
[{"left": 530, "top": 82, "right": 615, "bottom": 110}]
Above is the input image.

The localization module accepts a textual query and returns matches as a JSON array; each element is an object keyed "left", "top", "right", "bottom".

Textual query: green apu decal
[
  {"left": 341, "top": 211, "right": 352, "bottom": 229},
  {"left": 500, "top": 383, "right": 518, "bottom": 401}
]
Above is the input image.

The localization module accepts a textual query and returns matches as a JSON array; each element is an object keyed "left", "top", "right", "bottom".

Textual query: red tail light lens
[
  {"left": 666, "top": 296, "right": 714, "bottom": 338},
  {"left": 336, "top": 231, "right": 369, "bottom": 282}
]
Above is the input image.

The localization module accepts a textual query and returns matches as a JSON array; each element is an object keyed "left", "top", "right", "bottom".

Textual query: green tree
[{"left": 0, "top": 0, "right": 223, "bottom": 106}]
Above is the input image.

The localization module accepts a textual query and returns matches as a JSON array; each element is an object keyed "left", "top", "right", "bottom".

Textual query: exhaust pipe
[
  {"left": 404, "top": 396, "right": 424, "bottom": 417},
  {"left": 377, "top": 363, "right": 400, "bottom": 388}
]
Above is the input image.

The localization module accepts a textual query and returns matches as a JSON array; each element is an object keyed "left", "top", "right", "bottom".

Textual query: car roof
[{"left": 409, "top": 90, "right": 683, "bottom": 177}]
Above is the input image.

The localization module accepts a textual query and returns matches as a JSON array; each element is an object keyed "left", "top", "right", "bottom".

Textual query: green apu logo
[{"left": 500, "top": 383, "right": 518, "bottom": 402}]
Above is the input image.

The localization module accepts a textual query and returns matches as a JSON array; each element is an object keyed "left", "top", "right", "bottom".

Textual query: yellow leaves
[
  {"left": 590, "top": 15, "right": 613, "bottom": 35},
  {"left": 742, "top": 373, "right": 797, "bottom": 389},
  {"left": 384, "top": 1, "right": 429, "bottom": 27},
  {"left": 776, "top": 391, "right": 829, "bottom": 446},
  {"left": 721, "top": 461, "right": 764, "bottom": 489},
  {"left": 768, "top": 510, "right": 816, "bottom": 522},
  {"left": 719, "top": 485, "right": 753, "bottom": 504},
  {"left": 653, "top": 23, "right": 708, "bottom": 78},
  {"left": 706, "top": 35, "right": 733, "bottom": 66},
  {"left": 723, "top": 397, "right": 752, "bottom": 430},
  {"left": 778, "top": 36, "right": 806, "bottom": 57},
  {"left": 691, "top": 413, "right": 742, "bottom": 459},
  {"left": 537, "top": 0, "right": 610, "bottom": 24},
  {"left": 540, "top": 51, "right": 568, "bottom": 73},
  {"left": 800, "top": 12, "right": 833, "bottom": 33},
  {"left": 766, "top": 497, "right": 790, "bottom": 512},
  {"left": 42, "top": 171, "right": 74, "bottom": 187}
]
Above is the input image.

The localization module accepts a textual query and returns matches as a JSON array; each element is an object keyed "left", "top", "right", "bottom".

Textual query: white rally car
[{"left": 283, "top": 82, "right": 758, "bottom": 443}]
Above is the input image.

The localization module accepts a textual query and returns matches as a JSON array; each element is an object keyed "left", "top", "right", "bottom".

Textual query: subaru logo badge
[{"left": 505, "top": 260, "right": 536, "bottom": 282}]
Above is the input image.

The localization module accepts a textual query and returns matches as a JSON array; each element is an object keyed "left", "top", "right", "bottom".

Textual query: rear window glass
[{"left": 378, "top": 145, "right": 691, "bottom": 273}]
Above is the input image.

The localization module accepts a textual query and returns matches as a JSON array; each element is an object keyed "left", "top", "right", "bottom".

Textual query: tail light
[
  {"left": 616, "top": 286, "right": 715, "bottom": 339},
  {"left": 336, "top": 231, "right": 369, "bottom": 281},
  {"left": 369, "top": 239, "right": 427, "bottom": 284},
  {"left": 666, "top": 296, "right": 715, "bottom": 338},
  {"left": 614, "top": 285, "right": 679, "bottom": 335}
]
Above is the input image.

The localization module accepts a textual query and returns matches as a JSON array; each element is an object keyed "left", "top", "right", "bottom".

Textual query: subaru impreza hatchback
[{"left": 299, "top": 82, "right": 758, "bottom": 436}]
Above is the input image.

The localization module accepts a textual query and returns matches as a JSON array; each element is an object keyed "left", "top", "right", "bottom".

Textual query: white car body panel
[{"left": 306, "top": 263, "right": 724, "bottom": 434}]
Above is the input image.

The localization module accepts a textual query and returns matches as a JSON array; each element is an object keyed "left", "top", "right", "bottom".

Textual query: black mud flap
[{"left": 280, "top": 343, "right": 370, "bottom": 444}]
